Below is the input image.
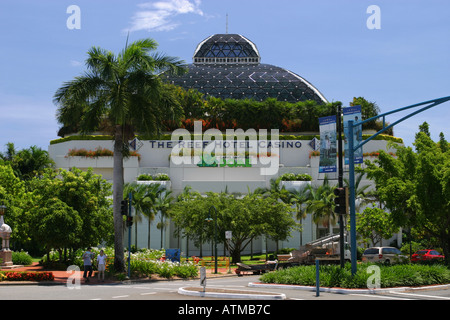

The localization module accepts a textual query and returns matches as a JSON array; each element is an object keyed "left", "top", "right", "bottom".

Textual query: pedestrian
[
  {"left": 96, "top": 249, "right": 107, "bottom": 282},
  {"left": 82, "top": 247, "right": 93, "bottom": 282}
]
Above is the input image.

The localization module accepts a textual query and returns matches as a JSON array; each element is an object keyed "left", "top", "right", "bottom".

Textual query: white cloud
[
  {"left": 70, "top": 60, "right": 83, "bottom": 67},
  {"left": 126, "top": 0, "right": 203, "bottom": 33}
]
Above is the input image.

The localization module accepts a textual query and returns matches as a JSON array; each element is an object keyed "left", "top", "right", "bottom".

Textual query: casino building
[
  {"left": 49, "top": 34, "right": 402, "bottom": 255},
  {"left": 163, "top": 33, "right": 328, "bottom": 104}
]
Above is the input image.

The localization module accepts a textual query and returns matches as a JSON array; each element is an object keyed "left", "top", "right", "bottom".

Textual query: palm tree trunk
[
  {"left": 148, "top": 218, "right": 151, "bottom": 249},
  {"left": 113, "top": 125, "right": 125, "bottom": 272}
]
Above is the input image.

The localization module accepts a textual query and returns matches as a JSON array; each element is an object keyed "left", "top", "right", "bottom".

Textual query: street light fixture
[{"left": 205, "top": 206, "right": 218, "bottom": 274}]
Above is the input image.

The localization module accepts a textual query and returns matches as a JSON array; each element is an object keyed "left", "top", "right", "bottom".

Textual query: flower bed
[{"left": 0, "top": 271, "right": 54, "bottom": 282}]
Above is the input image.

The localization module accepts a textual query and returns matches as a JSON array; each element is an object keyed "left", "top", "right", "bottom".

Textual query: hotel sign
[{"left": 197, "top": 156, "right": 253, "bottom": 168}]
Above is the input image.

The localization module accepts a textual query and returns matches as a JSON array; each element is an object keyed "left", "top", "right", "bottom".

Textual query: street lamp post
[
  {"left": 347, "top": 96, "right": 450, "bottom": 275},
  {"left": 206, "top": 206, "right": 218, "bottom": 274}
]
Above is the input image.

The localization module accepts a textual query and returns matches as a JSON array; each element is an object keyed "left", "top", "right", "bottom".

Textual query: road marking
[
  {"left": 388, "top": 291, "right": 450, "bottom": 300},
  {"left": 112, "top": 295, "right": 129, "bottom": 299},
  {"left": 349, "top": 294, "right": 411, "bottom": 300},
  {"left": 140, "top": 292, "right": 157, "bottom": 296}
]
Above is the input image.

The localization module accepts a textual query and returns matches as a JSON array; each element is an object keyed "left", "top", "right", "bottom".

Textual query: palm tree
[
  {"left": 53, "top": 38, "right": 187, "bottom": 271},
  {"left": 124, "top": 182, "right": 162, "bottom": 249},
  {"left": 344, "top": 172, "right": 372, "bottom": 211},
  {"left": 0, "top": 142, "right": 17, "bottom": 162},
  {"left": 254, "top": 178, "right": 291, "bottom": 203},
  {"left": 305, "top": 176, "right": 337, "bottom": 235},
  {"left": 154, "top": 188, "right": 174, "bottom": 249},
  {"left": 288, "top": 186, "right": 311, "bottom": 246}
]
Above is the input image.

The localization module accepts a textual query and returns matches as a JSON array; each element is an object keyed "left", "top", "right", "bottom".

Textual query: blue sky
[{"left": 0, "top": 0, "right": 449, "bottom": 152}]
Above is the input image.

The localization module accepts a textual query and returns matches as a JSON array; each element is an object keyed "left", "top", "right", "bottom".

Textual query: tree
[
  {"left": 288, "top": 186, "right": 310, "bottom": 246},
  {"left": 0, "top": 143, "right": 54, "bottom": 180},
  {"left": 170, "top": 191, "right": 297, "bottom": 263},
  {"left": 0, "top": 164, "right": 29, "bottom": 246},
  {"left": 305, "top": 176, "right": 338, "bottom": 235},
  {"left": 28, "top": 168, "right": 113, "bottom": 258},
  {"left": 344, "top": 172, "right": 372, "bottom": 211},
  {"left": 365, "top": 124, "right": 450, "bottom": 264},
  {"left": 124, "top": 182, "right": 162, "bottom": 249},
  {"left": 356, "top": 206, "right": 399, "bottom": 247},
  {"left": 154, "top": 189, "right": 174, "bottom": 249},
  {"left": 53, "top": 38, "right": 187, "bottom": 271},
  {"left": 30, "top": 197, "right": 82, "bottom": 260}
]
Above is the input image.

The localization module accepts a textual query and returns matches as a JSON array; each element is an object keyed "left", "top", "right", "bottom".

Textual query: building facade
[{"left": 49, "top": 34, "right": 402, "bottom": 256}]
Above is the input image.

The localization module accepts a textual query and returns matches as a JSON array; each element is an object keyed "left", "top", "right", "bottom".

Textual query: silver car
[{"left": 362, "top": 247, "right": 407, "bottom": 264}]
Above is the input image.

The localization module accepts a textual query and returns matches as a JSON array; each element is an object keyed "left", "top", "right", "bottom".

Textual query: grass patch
[{"left": 259, "top": 263, "right": 450, "bottom": 289}]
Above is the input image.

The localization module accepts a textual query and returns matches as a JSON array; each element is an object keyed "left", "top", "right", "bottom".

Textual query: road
[{"left": 1, "top": 275, "right": 449, "bottom": 302}]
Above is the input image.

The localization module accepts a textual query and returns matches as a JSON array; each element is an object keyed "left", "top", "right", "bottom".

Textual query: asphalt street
[{"left": 1, "top": 275, "right": 449, "bottom": 301}]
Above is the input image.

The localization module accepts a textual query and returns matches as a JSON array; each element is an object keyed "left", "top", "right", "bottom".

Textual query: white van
[{"left": 362, "top": 247, "right": 407, "bottom": 264}]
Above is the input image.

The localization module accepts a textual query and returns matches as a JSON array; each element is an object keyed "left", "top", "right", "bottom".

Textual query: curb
[
  {"left": 248, "top": 282, "right": 450, "bottom": 294},
  {"left": 178, "top": 286, "right": 286, "bottom": 300}
]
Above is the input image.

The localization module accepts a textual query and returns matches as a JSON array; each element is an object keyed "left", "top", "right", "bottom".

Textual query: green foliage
[
  {"left": 0, "top": 143, "right": 54, "bottom": 180},
  {"left": 260, "top": 263, "right": 450, "bottom": 288},
  {"left": 279, "top": 173, "right": 312, "bottom": 181},
  {"left": 50, "top": 135, "right": 113, "bottom": 145},
  {"left": 356, "top": 206, "right": 399, "bottom": 247},
  {"left": 126, "top": 249, "right": 198, "bottom": 279},
  {"left": 170, "top": 190, "right": 297, "bottom": 263},
  {"left": 364, "top": 124, "right": 450, "bottom": 264},
  {"left": 27, "top": 168, "right": 113, "bottom": 253},
  {"left": 137, "top": 173, "right": 170, "bottom": 181},
  {"left": 12, "top": 251, "right": 33, "bottom": 266},
  {"left": 53, "top": 37, "right": 188, "bottom": 272}
]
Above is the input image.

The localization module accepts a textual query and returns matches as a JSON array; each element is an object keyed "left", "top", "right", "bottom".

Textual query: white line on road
[
  {"left": 140, "top": 292, "right": 157, "bottom": 296},
  {"left": 388, "top": 292, "right": 450, "bottom": 300},
  {"left": 349, "top": 294, "right": 411, "bottom": 300},
  {"left": 112, "top": 295, "right": 129, "bottom": 299}
]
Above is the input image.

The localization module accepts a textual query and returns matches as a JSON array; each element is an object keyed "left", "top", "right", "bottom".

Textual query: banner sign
[
  {"left": 318, "top": 115, "right": 337, "bottom": 173},
  {"left": 343, "top": 106, "right": 363, "bottom": 164}
]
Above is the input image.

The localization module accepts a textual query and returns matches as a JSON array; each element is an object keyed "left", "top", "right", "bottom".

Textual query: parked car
[
  {"left": 411, "top": 250, "right": 445, "bottom": 262},
  {"left": 362, "top": 247, "right": 407, "bottom": 264}
]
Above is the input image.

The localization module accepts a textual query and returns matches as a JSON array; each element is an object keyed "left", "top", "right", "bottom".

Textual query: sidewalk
[{"left": 1, "top": 262, "right": 237, "bottom": 285}]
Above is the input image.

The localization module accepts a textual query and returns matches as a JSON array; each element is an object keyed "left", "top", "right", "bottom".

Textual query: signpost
[
  {"left": 200, "top": 267, "right": 207, "bottom": 292},
  {"left": 225, "top": 231, "right": 232, "bottom": 273}
]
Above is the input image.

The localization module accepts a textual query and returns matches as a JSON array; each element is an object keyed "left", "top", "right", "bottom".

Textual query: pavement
[
  {"left": 0, "top": 262, "right": 237, "bottom": 286},
  {"left": 3, "top": 263, "right": 449, "bottom": 300}
]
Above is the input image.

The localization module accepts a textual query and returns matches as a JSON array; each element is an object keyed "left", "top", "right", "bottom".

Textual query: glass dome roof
[{"left": 164, "top": 34, "right": 327, "bottom": 104}]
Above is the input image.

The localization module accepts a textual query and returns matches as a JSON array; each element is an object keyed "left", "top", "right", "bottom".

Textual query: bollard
[
  {"left": 200, "top": 267, "right": 207, "bottom": 292},
  {"left": 315, "top": 259, "right": 320, "bottom": 297}
]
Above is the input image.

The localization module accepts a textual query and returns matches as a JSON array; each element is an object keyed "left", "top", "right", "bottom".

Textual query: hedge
[
  {"left": 259, "top": 263, "right": 450, "bottom": 289},
  {"left": 50, "top": 133, "right": 403, "bottom": 145},
  {"left": 0, "top": 271, "right": 54, "bottom": 282}
]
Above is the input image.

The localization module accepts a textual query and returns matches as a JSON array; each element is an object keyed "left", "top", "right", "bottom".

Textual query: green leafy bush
[
  {"left": 260, "top": 263, "right": 450, "bottom": 288},
  {"left": 137, "top": 173, "right": 170, "bottom": 181},
  {"left": 12, "top": 251, "right": 33, "bottom": 266},
  {"left": 279, "top": 173, "right": 312, "bottom": 181}
]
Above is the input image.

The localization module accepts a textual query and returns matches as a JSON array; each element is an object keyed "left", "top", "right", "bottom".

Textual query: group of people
[{"left": 81, "top": 247, "right": 107, "bottom": 282}]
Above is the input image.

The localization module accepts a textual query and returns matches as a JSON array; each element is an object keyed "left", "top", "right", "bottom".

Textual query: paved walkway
[{"left": 1, "top": 262, "right": 237, "bottom": 285}]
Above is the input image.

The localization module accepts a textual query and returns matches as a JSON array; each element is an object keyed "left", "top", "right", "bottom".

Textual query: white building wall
[{"left": 48, "top": 136, "right": 401, "bottom": 256}]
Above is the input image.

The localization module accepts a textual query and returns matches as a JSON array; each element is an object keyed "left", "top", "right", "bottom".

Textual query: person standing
[
  {"left": 82, "top": 247, "right": 93, "bottom": 282},
  {"left": 96, "top": 249, "right": 107, "bottom": 282}
]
